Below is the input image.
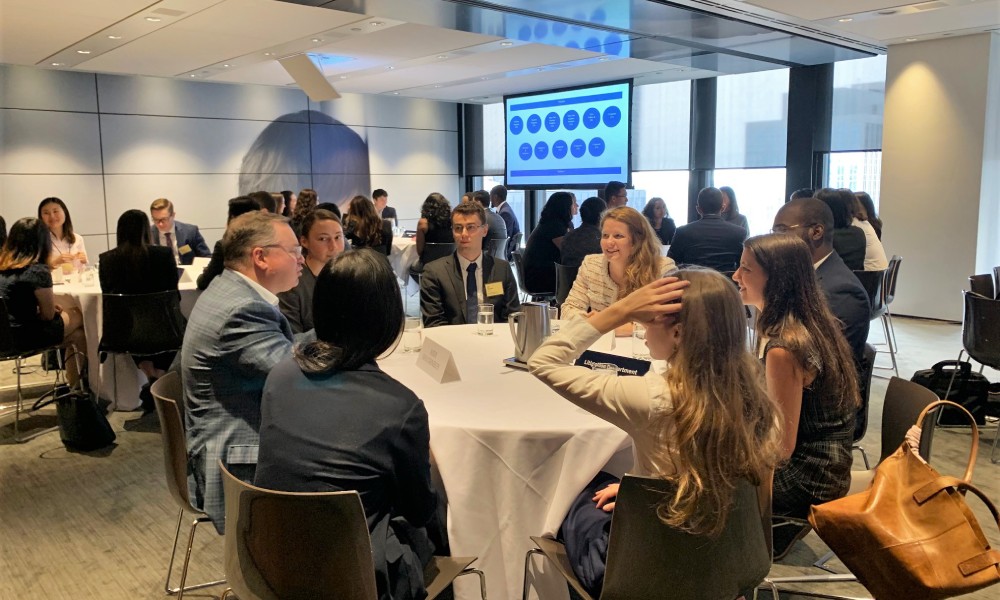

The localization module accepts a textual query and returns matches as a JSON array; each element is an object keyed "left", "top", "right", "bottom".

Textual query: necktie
[
  {"left": 165, "top": 231, "right": 174, "bottom": 255},
  {"left": 466, "top": 262, "right": 478, "bottom": 324}
]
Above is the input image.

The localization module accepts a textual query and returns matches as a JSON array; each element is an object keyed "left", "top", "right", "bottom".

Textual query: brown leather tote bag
[{"left": 808, "top": 400, "right": 1000, "bottom": 600}]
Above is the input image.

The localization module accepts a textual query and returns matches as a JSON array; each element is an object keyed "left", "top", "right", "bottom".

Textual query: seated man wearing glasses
[
  {"left": 149, "top": 198, "right": 211, "bottom": 265},
  {"left": 182, "top": 211, "right": 306, "bottom": 533},
  {"left": 420, "top": 202, "right": 520, "bottom": 327}
]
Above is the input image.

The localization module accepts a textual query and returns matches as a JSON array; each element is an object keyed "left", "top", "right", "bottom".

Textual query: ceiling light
[
  {"left": 877, "top": 10, "right": 897, "bottom": 15},
  {"left": 433, "top": 85, "right": 441, "bottom": 88},
  {"left": 264, "top": 52, "right": 273, "bottom": 56},
  {"left": 107, "top": 35, "right": 122, "bottom": 40},
  {"left": 598, "top": 57, "right": 609, "bottom": 62},
  {"left": 145, "top": 17, "right": 161, "bottom": 22},
  {"left": 536, "top": 67, "right": 544, "bottom": 72},
  {"left": 385, "top": 66, "right": 394, "bottom": 70},
  {"left": 223, "top": 64, "right": 231, "bottom": 67},
  {"left": 500, "top": 41, "right": 513, "bottom": 47},
  {"left": 189, "top": 74, "right": 196, "bottom": 78},
  {"left": 906, "top": 38, "right": 918, "bottom": 42},
  {"left": 838, "top": 18, "right": 853, "bottom": 23},
  {"left": 370, "top": 21, "right": 384, "bottom": 27},
  {"left": 312, "top": 38, "right": 322, "bottom": 43},
  {"left": 391, "top": 92, "right": 399, "bottom": 95},
  {"left": 351, "top": 27, "right": 362, "bottom": 32},
  {"left": 480, "top": 76, "right": 488, "bottom": 80},
  {"left": 436, "top": 55, "right": 448, "bottom": 59},
  {"left": 51, "top": 62, "right": 63, "bottom": 66},
  {"left": 339, "top": 75, "right": 348, "bottom": 79},
  {"left": 76, "top": 50, "right": 91, "bottom": 54}
]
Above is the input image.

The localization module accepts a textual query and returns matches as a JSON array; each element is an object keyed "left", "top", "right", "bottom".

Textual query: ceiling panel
[
  {"left": 316, "top": 22, "right": 500, "bottom": 60},
  {"left": 0, "top": 0, "right": 155, "bottom": 64},
  {"left": 826, "top": 3, "right": 1000, "bottom": 42},
  {"left": 741, "top": 1, "right": 909, "bottom": 22},
  {"left": 80, "top": 0, "right": 363, "bottom": 75}
]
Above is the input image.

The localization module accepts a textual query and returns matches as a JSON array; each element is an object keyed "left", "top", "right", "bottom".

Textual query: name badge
[
  {"left": 484, "top": 281, "right": 504, "bottom": 297},
  {"left": 417, "top": 337, "right": 461, "bottom": 383},
  {"left": 576, "top": 350, "right": 651, "bottom": 377},
  {"left": 178, "top": 244, "right": 192, "bottom": 255}
]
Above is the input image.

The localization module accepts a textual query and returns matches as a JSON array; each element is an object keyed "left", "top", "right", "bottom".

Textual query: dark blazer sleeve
[
  {"left": 486, "top": 257, "right": 520, "bottom": 321},
  {"left": 829, "top": 280, "right": 871, "bottom": 364},
  {"left": 381, "top": 221, "right": 393, "bottom": 256},
  {"left": 149, "top": 246, "right": 181, "bottom": 294},
  {"left": 98, "top": 250, "right": 118, "bottom": 292},
  {"left": 667, "top": 227, "right": 687, "bottom": 263},
  {"left": 419, "top": 260, "right": 451, "bottom": 328},
  {"left": 392, "top": 400, "right": 437, "bottom": 527},
  {"left": 197, "top": 241, "right": 225, "bottom": 290},
  {"left": 277, "top": 287, "right": 305, "bottom": 334},
  {"left": 187, "top": 225, "right": 211, "bottom": 258}
]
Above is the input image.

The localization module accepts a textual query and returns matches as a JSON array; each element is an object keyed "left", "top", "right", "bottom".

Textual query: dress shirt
[
  {"left": 158, "top": 227, "right": 179, "bottom": 261},
  {"left": 456, "top": 252, "right": 484, "bottom": 304},
  {"left": 230, "top": 269, "right": 279, "bottom": 306},
  {"left": 813, "top": 251, "right": 834, "bottom": 270}
]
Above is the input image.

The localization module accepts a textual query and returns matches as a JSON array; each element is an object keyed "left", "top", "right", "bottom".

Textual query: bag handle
[
  {"left": 914, "top": 476, "right": 1000, "bottom": 527},
  {"left": 913, "top": 476, "right": 1000, "bottom": 577},
  {"left": 932, "top": 360, "right": 971, "bottom": 375},
  {"left": 916, "top": 400, "right": 978, "bottom": 481}
]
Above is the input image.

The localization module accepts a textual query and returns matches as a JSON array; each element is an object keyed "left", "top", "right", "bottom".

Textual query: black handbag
[
  {"left": 910, "top": 360, "right": 989, "bottom": 425},
  {"left": 54, "top": 385, "right": 117, "bottom": 451}
]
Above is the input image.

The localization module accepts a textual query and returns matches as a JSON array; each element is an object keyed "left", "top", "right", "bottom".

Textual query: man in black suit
[
  {"left": 420, "top": 202, "right": 520, "bottom": 327},
  {"left": 772, "top": 198, "right": 871, "bottom": 365},
  {"left": 667, "top": 187, "right": 746, "bottom": 272},
  {"left": 373, "top": 188, "right": 397, "bottom": 226}
]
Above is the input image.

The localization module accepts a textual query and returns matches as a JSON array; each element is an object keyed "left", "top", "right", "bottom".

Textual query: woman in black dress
[
  {"left": 641, "top": 197, "right": 676, "bottom": 245},
  {"left": 409, "top": 192, "right": 452, "bottom": 281},
  {"left": 256, "top": 249, "right": 441, "bottom": 600},
  {"left": 0, "top": 218, "right": 87, "bottom": 386},
  {"left": 720, "top": 186, "right": 750, "bottom": 240},
  {"left": 523, "top": 191, "right": 574, "bottom": 293},
  {"left": 344, "top": 195, "right": 393, "bottom": 255}
]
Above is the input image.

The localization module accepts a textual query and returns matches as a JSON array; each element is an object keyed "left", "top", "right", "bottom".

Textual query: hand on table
[{"left": 593, "top": 483, "right": 620, "bottom": 512}]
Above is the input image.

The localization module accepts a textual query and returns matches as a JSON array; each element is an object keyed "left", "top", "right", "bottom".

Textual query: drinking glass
[
  {"left": 82, "top": 266, "right": 97, "bottom": 287},
  {"left": 547, "top": 305, "right": 559, "bottom": 332},
  {"left": 476, "top": 303, "right": 494, "bottom": 336},
  {"left": 632, "top": 323, "right": 651, "bottom": 360},
  {"left": 403, "top": 316, "right": 423, "bottom": 352}
]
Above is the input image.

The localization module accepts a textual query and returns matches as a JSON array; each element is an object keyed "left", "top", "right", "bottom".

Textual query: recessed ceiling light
[
  {"left": 838, "top": 18, "right": 853, "bottom": 23},
  {"left": 370, "top": 21, "right": 384, "bottom": 27},
  {"left": 392, "top": 92, "right": 399, "bottom": 95},
  {"left": 906, "top": 38, "right": 917, "bottom": 42},
  {"left": 339, "top": 75, "right": 348, "bottom": 79},
  {"left": 537, "top": 67, "right": 544, "bottom": 72},
  {"left": 107, "top": 35, "right": 122, "bottom": 40},
  {"left": 76, "top": 50, "right": 91, "bottom": 54},
  {"left": 436, "top": 55, "right": 448, "bottom": 59},
  {"left": 189, "top": 74, "right": 196, "bottom": 78},
  {"left": 51, "top": 62, "right": 63, "bottom": 66},
  {"left": 500, "top": 41, "right": 513, "bottom": 47},
  {"left": 264, "top": 52, "right": 273, "bottom": 56},
  {"left": 480, "top": 76, "right": 489, "bottom": 80},
  {"left": 877, "top": 10, "right": 897, "bottom": 16},
  {"left": 351, "top": 27, "right": 362, "bottom": 32},
  {"left": 311, "top": 38, "right": 322, "bottom": 43},
  {"left": 385, "top": 66, "right": 394, "bottom": 70},
  {"left": 145, "top": 16, "right": 161, "bottom": 22},
  {"left": 223, "top": 64, "right": 231, "bottom": 67},
  {"left": 598, "top": 57, "right": 609, "bottom": 62},
  {"left": 433, "top": 85, "right": 442, "bottom": 88}
]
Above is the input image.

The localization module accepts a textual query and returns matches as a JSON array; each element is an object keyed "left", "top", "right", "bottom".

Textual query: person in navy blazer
[
  {"left": 420, "top": 202, "right": 520, "bottom": 327},
  {"left": 182, "top": 211, "right": 306, "bottom": 533},
  {"left": 668, "top": 187, "right": 747, "bottom": 272},
  {"left": 772, "top": 199, "right": 870, "bottom": 367},
  {"left": 149, "top": 198, "right": 211, "bottom": 265}
]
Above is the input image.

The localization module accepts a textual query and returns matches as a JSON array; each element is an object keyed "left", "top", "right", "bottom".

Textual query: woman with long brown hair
[
  {"left": 38, "top": 197, "right": 88, "bottom": 270},
  {"left": 530, "top": 269, "right": 783, "bottom": 596},
  {"left": 561, "top": 206, "right": 676, "bottom": 335},
  {"left": 289, "top": 188, "right": 318, "bottom": 236},
  {"left": 733, "top": 233, "right": 859, "bottom": 523},
  {"left": 344, "top": 195, "right": 392, "bottom": 255}
]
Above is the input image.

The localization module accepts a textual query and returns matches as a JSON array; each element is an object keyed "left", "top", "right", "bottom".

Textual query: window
[
  {"left": 631, "top": 171, "right": 691, "bottom": 228},
  {"left": 831, "top": 55, "right": 886, "bottom": 152},
  {"left": 632, "top": 80, "right": 691, "bottom": 171},
  {"left": 713, "top": 168, "right": 787, "bottom": 237},
  {"left": 715, "top": 69, "right": 790, "bottom": 169},
  {"left": 823, "top": 151, "right": 882, "bottom": 206},
  {"left": 480, "top": 103, "right": 506, "bottom": 175}
]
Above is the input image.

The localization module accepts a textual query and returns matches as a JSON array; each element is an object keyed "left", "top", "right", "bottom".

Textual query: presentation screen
[{"left": 504, "top": 80, "right": 632, "bottom": 189}]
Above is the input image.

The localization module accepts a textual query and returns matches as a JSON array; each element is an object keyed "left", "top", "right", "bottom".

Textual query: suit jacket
[
  {"left": 497, "top": 202, "right": 521, "bottom": 240},
  {"left": 815, "top": 251, "right": 871, "bottom": 368},
  {"left": 182, "top": 269, "right": 294, "bottom": 532},
  {"left": 196, "top": 240, "right": 224, "bottom": 290},
  {"left": 667, "top": 215, "right": 746, "bottom": 272},
  {"left": 381, "top": 206, "right": 398, "bottom": 226},
  {"left": 255, "top": 358, "right": 437, "bottom": 600},
  {"left": 483, "top": 208, "right": 508, "bottom": 250},
  {"left": 420, "top": 252, "right": 520, "bottom": 327},
  {"left": 150, "top": 220, "right": 211, "bottom": 265},
  {"left": 98, "top": 246, "right": 179, "bottom": 294},
  {"left": 832, "top": 226, "right": 866, "bottom": 271}
]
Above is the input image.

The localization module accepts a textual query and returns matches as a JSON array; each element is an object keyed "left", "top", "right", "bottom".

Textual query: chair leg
[
  {"left": 884, "top": 309, "right": 898, "bottom": 355},
  {"left": 756, "top": 579, "right": 780, "bottom": 600},
  {"left": 881, "top": 315, "right": 898, "bottom": 376},
  {"left": 455, "top": 568, "right": 487, "bottom": 600},
  {"left": 812, "top": 550, "right": 837, "bottom": 572},
  {"left": 12, "top": 356, "right": 59, "bottom": 443},
  {"left": 990, "top": 423, "right": 1000, "bottom": 464},
  {"left": 851, "top": 446, "right": 871, "bottom": 470},
  {"left": 522, "top": 548, "right": 544, "bottom": 600},
  {"left": 164, "top": 511, "right": 225, "bottom": 598},
  {"left": 943, "top": 350, "right": 966, "bottom": 400}
]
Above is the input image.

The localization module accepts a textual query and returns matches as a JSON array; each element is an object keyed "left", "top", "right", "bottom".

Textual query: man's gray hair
[{"left": 223, "top": 212, "right": 289, "bottom": 269}]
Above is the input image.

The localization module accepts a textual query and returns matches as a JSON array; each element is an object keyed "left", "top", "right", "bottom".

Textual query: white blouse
[
  {"left": 852, "top": 218, "right": 888, "bottom": 271},
  {"left": 527, "top": 316, "right": 676, "bottom": 477},
  {"left": 49, "top": 232, "right": 88, "bottom": 269},
  {"left": 560, "top": 254, "right": 676, "bottom": 321}
]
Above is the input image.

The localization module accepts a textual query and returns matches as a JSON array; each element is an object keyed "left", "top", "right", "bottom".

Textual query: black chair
[
  {"left": 852, "top": 343, "right": 878, "bottom": 469},
  {"left": 506, "top": 231, "right": 523, "bottom": 261},
  {"left": 407, "top": 242, "right": 456, "bottom": 311},
  {"left": 511, "top": 251, "right": 554, "bottom": 303},
  {"left": 98, "top": 291, "right": 186, "bottom": 361},
  {"left": 853, "top": 269, "right": 897, "bottom": 376},
  {"left": 969, "top": 274, "right": 994, "bottom": 299},
  {"left": 945, "top": 291, "right": 1000, "bottom": 463},
  {"left": 484, "top": 237, "right": 509, "bottom": 261},
  {"left": 993, "top": 265, "right": 1000, "bottom": 300},
  {"left": 554, "top": 263, "right": 579, "bottom": 307},
  {"left": 0, "top": 298, "right": 63, "bottom": 442},
  {"left": 523, "top": 476, "right": 776, "bottom": 600},
  {"left": 882, "top": 255, "right": 902, "bottom": 353}
]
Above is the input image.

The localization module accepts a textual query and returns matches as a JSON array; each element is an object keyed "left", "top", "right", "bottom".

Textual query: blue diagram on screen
[{"left": 505, "top": 80, "right": 630, "bottom": 187}]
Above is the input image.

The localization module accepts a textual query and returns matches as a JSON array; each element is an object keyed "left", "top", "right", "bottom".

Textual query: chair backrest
[
  {"left": 554, "top": 263, "right": 580, "bottom": 306},
  {"left": 220, "top": 463, "right": 379, "bottom": 600},
  {"left": 969, "top": 274, "right": 995, "bottom": 300},
  {"left": 962, "top": 290, "right": 1000, "bottom": 370},
  {"left": 853, "top": 343, "right": 878, "bottom": 443},
  {"left": 511, "top": 251, "right": 529, "bottom": 295},
  {"left": 0, "top": 298, "right": 16, "bottom": 354},
  {"left": 601, "top": 476, "right": 770, "bottom": 600},
  {"left": 879, "top": 377, "right": 938, "bottom": 465},
  {"left": 507, "top": 231, "right": 523, "bottom": 259},
  {"left": 993, "top": 266, "right": 1000, "bottom": 300},
  {"left": 421, "top": 242, "right": 456, "bottom": 265},
  {"left": 99, "top": 290, "right": 187, "bottom": 355},
  {"left": 852, "top": 269, "right": 886, "bottom": 317},
  {"left": 151, "top": 372, "right": 199, "bottom": 514},
  {"left": 883, "top": 255, "right": 902, "bottom": 305},
  {"left": 485, "top": 237, "right": 508, "bottom": 261}
]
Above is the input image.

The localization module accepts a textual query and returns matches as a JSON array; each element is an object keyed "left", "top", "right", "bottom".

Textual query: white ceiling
[{"left": 1, "top": 0, "right": 995, "bottom": 104}]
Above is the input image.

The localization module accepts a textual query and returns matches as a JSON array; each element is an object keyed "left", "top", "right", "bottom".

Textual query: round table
[
  {"left": 388, "top": 237, "right": 418, "bottom": 281},
  {"left": 379, "top": 324, "right": 634, "bottom": 600},
  {"left": 54, "top": 266, "right": 201, "bottom": 411}
]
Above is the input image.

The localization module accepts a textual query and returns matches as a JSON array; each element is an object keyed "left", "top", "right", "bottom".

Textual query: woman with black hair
[
  {"left": 855, "top": 191, "right": 882, "bottom": 240},
  {"left": 255, "top": 249, "right": 439, "bottom": 600},
  {"left": 814, "top": 188, "right": 866, "bottom": 271},
  {"left": 39, "top": 197, "right": 88, "bottom": 270},
  {"left": 409, "top": 193, "right": 452, "bottom": 280},
  {"left": 0, "top": 218, "right": 87, "bottom": 386},
  {"left": 641, "top": 197, "right": 676, "bottom": 245},
  {"left": 720, "top": 186, "right": 750, "bottom": 240},
  {"left": 523, "top": 191, "right": 574, "bottom": 293}
]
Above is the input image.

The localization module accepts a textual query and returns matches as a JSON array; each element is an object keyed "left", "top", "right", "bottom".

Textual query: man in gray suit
[
  {"left": 420, "top": 202, "right": 520, "bottom": 327},
  {"left": 471, "top": 189, "right": 507, "bottom": 255},
  {"left": 182, "top": 211, "right": 304, "bottom": 532}
]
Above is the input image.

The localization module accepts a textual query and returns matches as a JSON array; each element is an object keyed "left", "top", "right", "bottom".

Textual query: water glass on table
[
  {"left": 403, "top": 316, "right": 423, "bottom": 352},
  {"left": 547, "top": 305, "right": 559, "bottom": 332},
  {"left": 476, "top": 303, "right": 494, "bottom": 336},
  {"left": 632, "top": 323, "right": 651, "bottom": 360}
]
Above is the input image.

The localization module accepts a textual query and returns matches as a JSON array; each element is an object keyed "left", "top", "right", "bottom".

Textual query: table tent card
[{"left": 417, "top": 337, "right": 462, "bottom": 383}]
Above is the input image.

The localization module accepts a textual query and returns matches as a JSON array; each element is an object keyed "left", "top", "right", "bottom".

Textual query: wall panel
[{"left": 0, "top": 110, "right": 103, "bottom": 174}]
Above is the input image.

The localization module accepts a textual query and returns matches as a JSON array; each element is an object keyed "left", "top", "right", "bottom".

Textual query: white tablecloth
[
  {"left": 388, "top": 237, "right": 418, "bottom": 281},
  {"left": 379, "top": 324, "right": 633, "bottom": 600},
  {"left": 54, "top": 266, "right": 201, "bottom": 411}
]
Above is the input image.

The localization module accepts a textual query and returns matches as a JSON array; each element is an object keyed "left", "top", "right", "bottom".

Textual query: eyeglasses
[
  {"left": 452, "top": 224, "right": 482, "bottom": 234},
  {"left": 261, "top": 244, "right": 303, "bottom": 258},
  {"left": 152, "top": 217, "right": 173, "bottom": 225},
  {"left": 770, "top": 223, "right": 815, "bottom": 234}
]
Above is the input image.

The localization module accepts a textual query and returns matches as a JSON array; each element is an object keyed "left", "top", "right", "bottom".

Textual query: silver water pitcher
[{"left": 508, "top": 302, "right": 551, "bottom": 363}]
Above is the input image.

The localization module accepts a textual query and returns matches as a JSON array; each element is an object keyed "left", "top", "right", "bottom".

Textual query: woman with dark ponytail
[{"left": 255, "top": 248, "right": 440, "bottom": 600}]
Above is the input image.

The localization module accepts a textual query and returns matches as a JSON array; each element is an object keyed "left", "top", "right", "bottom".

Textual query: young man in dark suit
[
  {"left": 420, "top": 201, "right": 520, "bottom": 327},
  {"left": 668, "top": 187, "right": 746, "bottom": 272},
  {"left": 149, "top": 198, "right": 212, "bottom": 265},
  {"left": 373, "top": 188, "right": 397, "bottom": 226}
]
